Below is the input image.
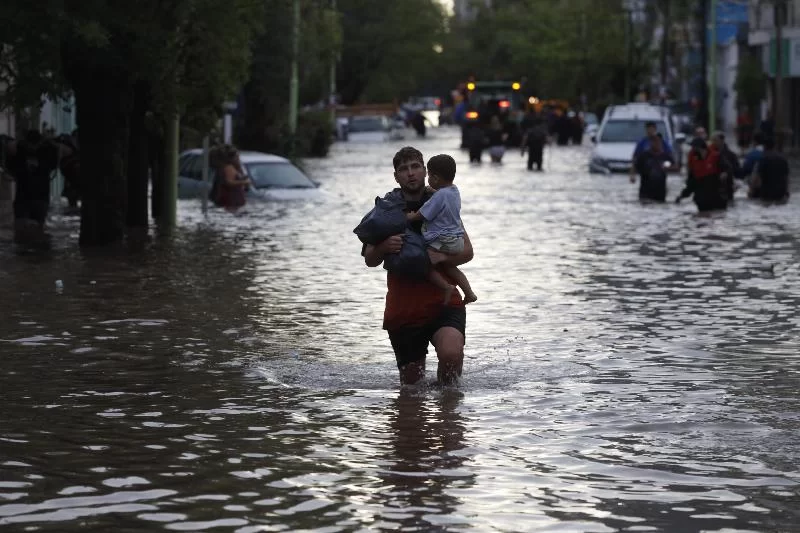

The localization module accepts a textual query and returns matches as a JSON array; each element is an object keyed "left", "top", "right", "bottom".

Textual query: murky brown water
[{"left": 1, "top": 128, "right": 799, "bottom": 532}]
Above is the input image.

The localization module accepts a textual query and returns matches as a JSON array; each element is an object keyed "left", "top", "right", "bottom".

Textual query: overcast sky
[{"left": 437, "top": 0, "right": 454, "bottom": 15}]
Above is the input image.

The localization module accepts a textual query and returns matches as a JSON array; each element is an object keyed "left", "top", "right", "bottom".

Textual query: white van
[{"left": 588, "top": 103, "right": 686, "bottom": 174}]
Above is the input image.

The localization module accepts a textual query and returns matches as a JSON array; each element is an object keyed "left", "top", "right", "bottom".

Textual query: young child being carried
[{"left": 407, "top": 154, "right": 478, "bottom": 305}]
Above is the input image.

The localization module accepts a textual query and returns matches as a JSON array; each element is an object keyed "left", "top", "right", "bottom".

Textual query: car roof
[
  {"left": 180, "top": 149, "right": 290, "bottom": 164},
  {"left": 605, "top": 104, "right": 669, "bottom": 121}
]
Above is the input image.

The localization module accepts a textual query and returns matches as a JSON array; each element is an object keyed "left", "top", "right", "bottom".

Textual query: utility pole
[
  {"left": 581, "top": 11, "right": 587, "bottom": 109},
  {"left": 698, "top": 0, "right": 708, "bottom": 130},
  {"left": 161, "top": 114, "right": 179, "bottom": 230},
  {"left": 201, "top": 135, "right": 210, "bottom": 216},
  {"left": 709, "top": 0, "right": 717, "bottom": 133},
  {"left": 624, "top": 8, "right": 632, "bottom": 102},
  {"left": 660, "top": 0, "right": 671, "bottom": 93},
  {"left": 288, "top": 0, "right": 301, "bottom": 147},
  {"left": 329, "top": 0, "right": 337, "bottom": 128},
  {"left": 774, "top": 0, "right": 786, "bottom": 151}
]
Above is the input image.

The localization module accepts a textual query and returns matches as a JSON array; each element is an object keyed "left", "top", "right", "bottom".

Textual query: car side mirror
[{"left": 674, "top": 133, "right": 686, "bottom": 144}]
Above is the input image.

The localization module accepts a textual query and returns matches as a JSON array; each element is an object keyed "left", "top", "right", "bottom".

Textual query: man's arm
[
  {"left": 630, "top": 140, "right": 645, "bottom": 179},
  {"left": 664, "top": 140, "right": 674, "bottom": 158},
  {"left": 363, "top": 234, "right": 404, "bottom": 267},
  {"left": 740, "top": 151, "right": 758, "bottom": 179},
  {"left": 631, "top": 139, "right": 644, "bottom": 163},
  {"left": 406, "top": 210, "right": 423, "bottom": 222}
]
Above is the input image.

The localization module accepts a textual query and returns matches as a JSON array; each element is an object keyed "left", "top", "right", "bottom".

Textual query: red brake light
[
  {"left": 498, "top": 100, "right": 510, "bottom": 109},
  {"left": 434, "top": 98, "right": 441, "bottom": 106}
]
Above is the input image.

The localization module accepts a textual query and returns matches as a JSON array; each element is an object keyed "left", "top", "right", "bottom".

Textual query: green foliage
[
  {"left": 0, "top": 0, "right": 263, "bottom": 129},
  {"left": 337, "top": 0, "right": 448, "bottom": 103},
  {"left": 297, "top": 110, "right": 335, "bottom": 158},
  {"left": 0, "top": 0, "right": 68, "bottom": 109},
  {"left": 735, "top": 52, "right": 766, "bottom": 111},
  {"left": 237, "top": 0, "right": 344, "bottom": 156},
  {"left": 436, "top": 0, "right": 640, "bottom": 105}
]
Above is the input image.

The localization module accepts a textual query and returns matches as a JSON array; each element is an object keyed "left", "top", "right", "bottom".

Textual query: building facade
[{"left": 748, "top": 0, "right": 800, "bottom": 147}]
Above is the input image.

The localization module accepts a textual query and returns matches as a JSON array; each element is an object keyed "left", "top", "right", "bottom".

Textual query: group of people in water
[
  {"left": 461, "top": 108, "right": 558, "bottom": 168},
  {"left": 630, "top": 121, "right": 790, "bottom": 213}
]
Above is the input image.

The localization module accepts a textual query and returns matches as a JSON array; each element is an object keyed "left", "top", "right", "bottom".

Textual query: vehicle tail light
[
  {"left": 498, "top": 100, "right": 510, "bottom": 109},
  {"left": 466, "top": 111, "right": 479, "bottom": 119}
]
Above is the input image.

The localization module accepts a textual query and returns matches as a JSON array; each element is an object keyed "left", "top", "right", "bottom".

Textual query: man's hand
[
  {"left": 378, "top": 234, "right": 404, "bottom": 255},
  {"left": 364, "top": 233, "right": 404, "bottom": 267}
]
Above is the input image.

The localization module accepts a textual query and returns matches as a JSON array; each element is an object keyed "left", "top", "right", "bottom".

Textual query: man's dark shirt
[{"left": 719, "top": 145, "right": 741, "bottom": 177}]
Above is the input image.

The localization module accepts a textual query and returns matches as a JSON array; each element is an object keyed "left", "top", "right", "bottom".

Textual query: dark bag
[
  {"left": 354, "top": 194, "right": 431, "bottom": 278},
  {"left": 353, "top": 195, "right": 408, "bottom": 245},
  {"left": 383, "top": 229, "right": 430, "bottom": 278}
]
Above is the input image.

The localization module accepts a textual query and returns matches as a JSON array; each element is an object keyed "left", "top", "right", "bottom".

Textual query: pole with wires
[
  {"left": 709, "top": 0, "right": 717, "bottom": 133},
  {"left": 774, "top": 0, "right": 787, "bottom": 151}
]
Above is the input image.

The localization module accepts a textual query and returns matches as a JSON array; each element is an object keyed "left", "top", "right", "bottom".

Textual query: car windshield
[
  {"left": 245, "top": 162, "right": 315, "bottom": 189},
  {"left": 599, "top": 120, "right": 668, "bottom": 143},
  {"left": 348, "top": 117, "right": 387, "bottom": 132}
]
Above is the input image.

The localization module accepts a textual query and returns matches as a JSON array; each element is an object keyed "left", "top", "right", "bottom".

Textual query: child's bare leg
[
  {"left": 428, "top": 269, "right": 456, "bottom": 305},
  {"left": 444, "top": 265, "right": 477, "bottom": 304},
  {"left": 427, "top": 247, "right": 449, "bottom": 265}
]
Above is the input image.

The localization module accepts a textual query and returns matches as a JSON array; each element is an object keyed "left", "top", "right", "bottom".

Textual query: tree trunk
[
  {"left": 73, "top": 73, "right": 132, "bottom": 247},
  {"left": 127, "top": 82, "right": 150, "bottom": 230},
  {"left": 149, "top": 127, "right": 164, "bottom": 221},
  {"left": 660, "top": 0, "right": 670, "bottom": 89}
]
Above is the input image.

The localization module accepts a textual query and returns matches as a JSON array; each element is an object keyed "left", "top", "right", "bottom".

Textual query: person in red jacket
[{"left": 675, "top": 138, "right": 730, "bottom": 212}]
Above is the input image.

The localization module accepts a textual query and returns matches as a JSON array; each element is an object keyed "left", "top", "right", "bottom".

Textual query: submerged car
[
  {"left": 177, "top": 150, "right": 319, "bottom": 201},
  {"left": 346, "top": 115, "right": 406, "bottom": 142}
]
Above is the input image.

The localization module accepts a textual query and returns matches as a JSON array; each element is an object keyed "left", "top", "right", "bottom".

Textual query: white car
[
  {"left": 177, "top": 150, "right": 320, "bottom": 201},
  {"left": 588, "top": 103, "right": 685, "bottom": 174},
  {"left": 346, "top": 115, "right": 407, "bottom": 142}
]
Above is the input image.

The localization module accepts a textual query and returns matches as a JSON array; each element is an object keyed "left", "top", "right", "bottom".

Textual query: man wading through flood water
[{"left": 361, "top": 146, "right": 474, "bottom": 386}]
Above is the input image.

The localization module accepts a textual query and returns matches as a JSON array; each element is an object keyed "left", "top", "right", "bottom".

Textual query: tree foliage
[
  {"left": 435, "top": 0, "right": 645, "bottom": 105},
  {"left": 337, "top": 0, "right": 448, "bottom": 104}
]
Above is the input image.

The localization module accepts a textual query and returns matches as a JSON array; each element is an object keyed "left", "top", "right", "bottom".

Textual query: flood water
[{"left": 1, "top": 128, "right": 799, "bottom": 532}]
